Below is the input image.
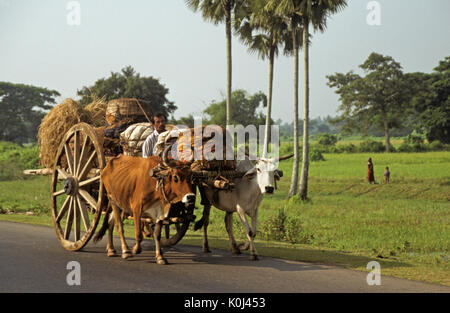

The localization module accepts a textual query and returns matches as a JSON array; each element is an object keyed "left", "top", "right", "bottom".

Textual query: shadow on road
[{"left": 82, "top": 234, "right": 411, "bottom": 273}]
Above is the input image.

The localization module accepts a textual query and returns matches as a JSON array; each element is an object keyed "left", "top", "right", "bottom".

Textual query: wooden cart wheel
[
  {"left": 51, "top": 123, "right": 106, "bottom": 251},
  {"left": 159, "top": 203, "right": 195, "bottom": 247}
]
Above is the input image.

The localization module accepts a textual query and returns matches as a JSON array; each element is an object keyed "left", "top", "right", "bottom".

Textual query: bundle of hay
[
  {"left": 38, "top": 99, "right": 89, "bottom": 168},
  {"left": 37, "top": 97, "right": 108, "bottom": 168},
  {"left": 84, "top": 96, "right": 108, "bottom": 127}
]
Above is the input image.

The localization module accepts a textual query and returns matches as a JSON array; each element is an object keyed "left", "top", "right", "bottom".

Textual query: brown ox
[{"left": 98, "top": 154, "right": 195, "bottom": 265}]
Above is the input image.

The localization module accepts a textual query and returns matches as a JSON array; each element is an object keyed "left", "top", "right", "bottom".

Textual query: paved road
[{"left": 0, "top": 221, "right": 448, "bottom": 293}]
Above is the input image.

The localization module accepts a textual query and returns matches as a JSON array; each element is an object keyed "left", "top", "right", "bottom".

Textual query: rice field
[{"left": 1, "top": 151, "right": 449, "bottom": 285}]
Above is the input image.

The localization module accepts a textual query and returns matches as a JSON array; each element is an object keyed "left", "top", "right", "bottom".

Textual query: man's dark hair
[{"left": 153, "top": 112, "right": 167, "bottom": 122}]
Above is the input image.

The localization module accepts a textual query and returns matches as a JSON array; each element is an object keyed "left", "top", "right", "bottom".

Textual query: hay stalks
[
  {"left": 84, "top": 95, "right": 107, "bottom": 127},
  {"left": 37, "top": 97, "right": 108, "bottom": 168}
]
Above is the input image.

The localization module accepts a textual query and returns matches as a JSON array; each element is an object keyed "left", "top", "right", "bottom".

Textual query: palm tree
[
  {"left": 238, "top": 1, "right": 291, "bottom": 157},
  {"left": 268, "top": 0, "right": 347, "bottom": 199},
  {"left": 264, "top": 0, "right": 303, "bottom": 197},
  {"left": 186, "top": 0, "right": 245, "bottom": 126}
]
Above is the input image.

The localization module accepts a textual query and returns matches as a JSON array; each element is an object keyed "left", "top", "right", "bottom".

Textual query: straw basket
[{"left": 105, "top": 98, "right": 152, "bottom": 125}]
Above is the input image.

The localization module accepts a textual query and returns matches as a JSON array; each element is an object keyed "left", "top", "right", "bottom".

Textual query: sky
[{"left": 1, "top": 0, "right": 449, "bottom": 123}]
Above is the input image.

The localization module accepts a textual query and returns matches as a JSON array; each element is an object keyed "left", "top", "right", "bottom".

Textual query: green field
[{"left": 1, "top": 151, "right": 449, "bottom": 286}]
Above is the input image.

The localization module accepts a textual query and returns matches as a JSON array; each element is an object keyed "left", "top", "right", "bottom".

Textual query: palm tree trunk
[
  {"left": 383, "top": 110, "right": 391, "bottom": 152},
  {"left": 288, "top": 29, "right": 299, "bottom": 198},
  {"left": 298, "top": 23, "right": 309, "bottom": 200},
  {"left": 225, "top": 7, "right": 232, "bottom": 126},
  {"left": 263, "top": 46, "right": 275, "bottom": 158}
]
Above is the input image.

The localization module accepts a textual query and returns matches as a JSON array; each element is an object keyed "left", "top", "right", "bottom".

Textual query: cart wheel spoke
[
  {"left": 73, "top": 131, "right": 81, "bottom": 179},
  {"left": 73, "top": 195, "right": 81, "bottom": 242},
  {"left": 56, "top": 167, "right": 70, "bottom": 180},
  {"left": 64, "top": 143, "right": 75, "bottom": 175},
  {"left": 78, "top": 188, "right": 98, "bottom": 209},
  {"left": 53, "top": 188, "right": 66, "bottom": 197},
  {"left": 76, "top": 195, "right": 91, "bottom": 231},
  {"left": 64, "top": 197, "right": 74, "bottom": 240},
  {"left": 55, "top": 195, "right": 71, "bottom": 224},
  {"left": 78, "top": 150, "right": 96, "bottom": 180},
  {"left": 78, "top": 175, "right": 100, "bottom": 188},
  {"left": 76, "top": 136, "right": 90, "bottom": 177}
]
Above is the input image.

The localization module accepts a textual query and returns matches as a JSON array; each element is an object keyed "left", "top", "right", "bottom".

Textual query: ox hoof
[
  {"left": 132, "top": 246, "right": 142, "bottom": 255},
  {"left": 107, "top": 249, "right": 116, "bottom": 257},
  {"left": 121, "top": 252, "right": 133, "bottom": 259},
  {"left": 238, "top": 242, "right": 250, "bottom": 251},
  {"left": 143, "top": 230, "right": 153, "bottom": 238},
  {"left": 250, "top": 255, "right": 259, "bottom": 261},
  {"left": 156, "top": 257, "right": 168, "bottom": 265},
  {"left": 231, "top": 248, "right": 241, "bottom": 255}
]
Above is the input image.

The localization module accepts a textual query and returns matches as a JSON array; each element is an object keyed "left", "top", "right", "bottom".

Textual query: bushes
[
  {"left": 278, "top": 142, "right": 325, "bottom": 161},
  {"left": 358, "top": 139, "right": 385, "bottom": 153},
  {"left": 0, "top": 161, "right": 24, "bottom": 181},
  {"left": 317, "top": 133, "right": 338, "bottom": 146},
  {"left": 261, "top": 207, "right": 314, "bottom": 244},
  {"left": 309, "top": 149, "right": 325, "bottom": 161},
  {"left": 398, "top": 139, "right": 447, "bottom": 152},
  {"left": 0, "top": 141, "right": 40, "bottom": 181},
  {"left": 428, "top": 141, "right": 444, "bottom": 151},
  {"left": 280, "top": 135, "right": 449, "bottom": 158},
  {"left": 338, "top": 143, "right": 357, "bottom": 153}
]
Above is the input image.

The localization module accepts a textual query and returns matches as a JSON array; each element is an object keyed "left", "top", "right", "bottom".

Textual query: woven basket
[{"left": 105, "top": 98, "right": 152, "bottom": 125}]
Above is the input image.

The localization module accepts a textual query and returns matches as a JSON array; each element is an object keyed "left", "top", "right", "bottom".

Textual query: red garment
[{"left": 367, "top": 162, "right": 375, "bottom": 182}]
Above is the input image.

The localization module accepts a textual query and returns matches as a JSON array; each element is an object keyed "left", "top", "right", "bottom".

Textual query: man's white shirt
[{"left": 142, "top": 129, "right": 161, "bottom": 158}]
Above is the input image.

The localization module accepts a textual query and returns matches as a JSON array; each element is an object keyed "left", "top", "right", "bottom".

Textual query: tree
[
  {"left": 186, "top": 0, "right": 246, "bottom": 126},
  {"left": 0, "top": 82, "right": 60, "bottom": 144},
  {"left": 203, "top": 89, "right": 268, "bottom": 127},
  {"left": 327, "top": 52, "right": 410, "bottom": 152},
  {"left": 77, "top": 66, "right": 176, "bottom": 117},
  {"left": 410, "top": 56, "right": 450, "bottom": 143},
  {"left": 238, "top": 0, "right": 290, "bottom": 157},
  {"left": 170, "top": 114, "right": 196, "bottom": 128},
  {"left": 268, "top": 0, "right": 347, "bottom": 199}
]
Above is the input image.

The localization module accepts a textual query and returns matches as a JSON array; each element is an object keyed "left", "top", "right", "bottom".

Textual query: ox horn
[
  {"left": 162, "top": 144, "right": 173, "bottom": 167},
  {"left": 275, "top": 153, "right": 294, "bottom": 162}
]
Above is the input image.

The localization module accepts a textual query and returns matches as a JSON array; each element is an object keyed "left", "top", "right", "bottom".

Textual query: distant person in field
[
  {"left": 367, "top": 158, "right": 375, "bottom": 184},
  {"left": 384, "top": 166, "right": 390, "bottom": 184}
]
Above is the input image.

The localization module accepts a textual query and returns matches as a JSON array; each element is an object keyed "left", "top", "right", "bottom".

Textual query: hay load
[
  {"left": 37, "top": 97, "right": 108, "bottom": 168},
  {"left": 84, "top": 96, "right": 108, "bottom": 127},
  {"left": 38, "top": 99, "right": 88, "bottom": 168},
  {"left": 38, "top": 97, "right": 154, "bottom": 167}
]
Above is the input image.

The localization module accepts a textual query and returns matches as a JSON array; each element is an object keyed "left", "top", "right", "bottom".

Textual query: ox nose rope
[{"left": 156, "top": 177, "right": 172, "bottom": 205}]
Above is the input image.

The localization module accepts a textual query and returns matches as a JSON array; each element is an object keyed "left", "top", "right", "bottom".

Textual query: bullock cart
[
  {"left": 30, "top": 122, "right": 198, "bottom": 252},
  {"left": 28, "top": 98, "right": 199, "bottom": 252}
]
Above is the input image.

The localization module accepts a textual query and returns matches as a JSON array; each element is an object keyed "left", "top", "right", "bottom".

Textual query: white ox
[{"left": 195, "top": 155, "right": 292, "bottom": 260}]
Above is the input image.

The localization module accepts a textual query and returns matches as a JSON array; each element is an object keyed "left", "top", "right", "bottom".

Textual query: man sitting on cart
[{"left": 142, "top": 112, "right": 167, "bottom": 158}]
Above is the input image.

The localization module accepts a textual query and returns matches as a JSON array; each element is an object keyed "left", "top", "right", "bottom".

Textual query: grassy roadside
[{"left": 0, "top": 152, "right": 449, "bottom": 286}]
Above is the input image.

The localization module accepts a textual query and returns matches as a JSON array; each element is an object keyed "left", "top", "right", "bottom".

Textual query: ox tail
[{"left": 93, "top": 204, "right": 112, "bottom": 244}]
